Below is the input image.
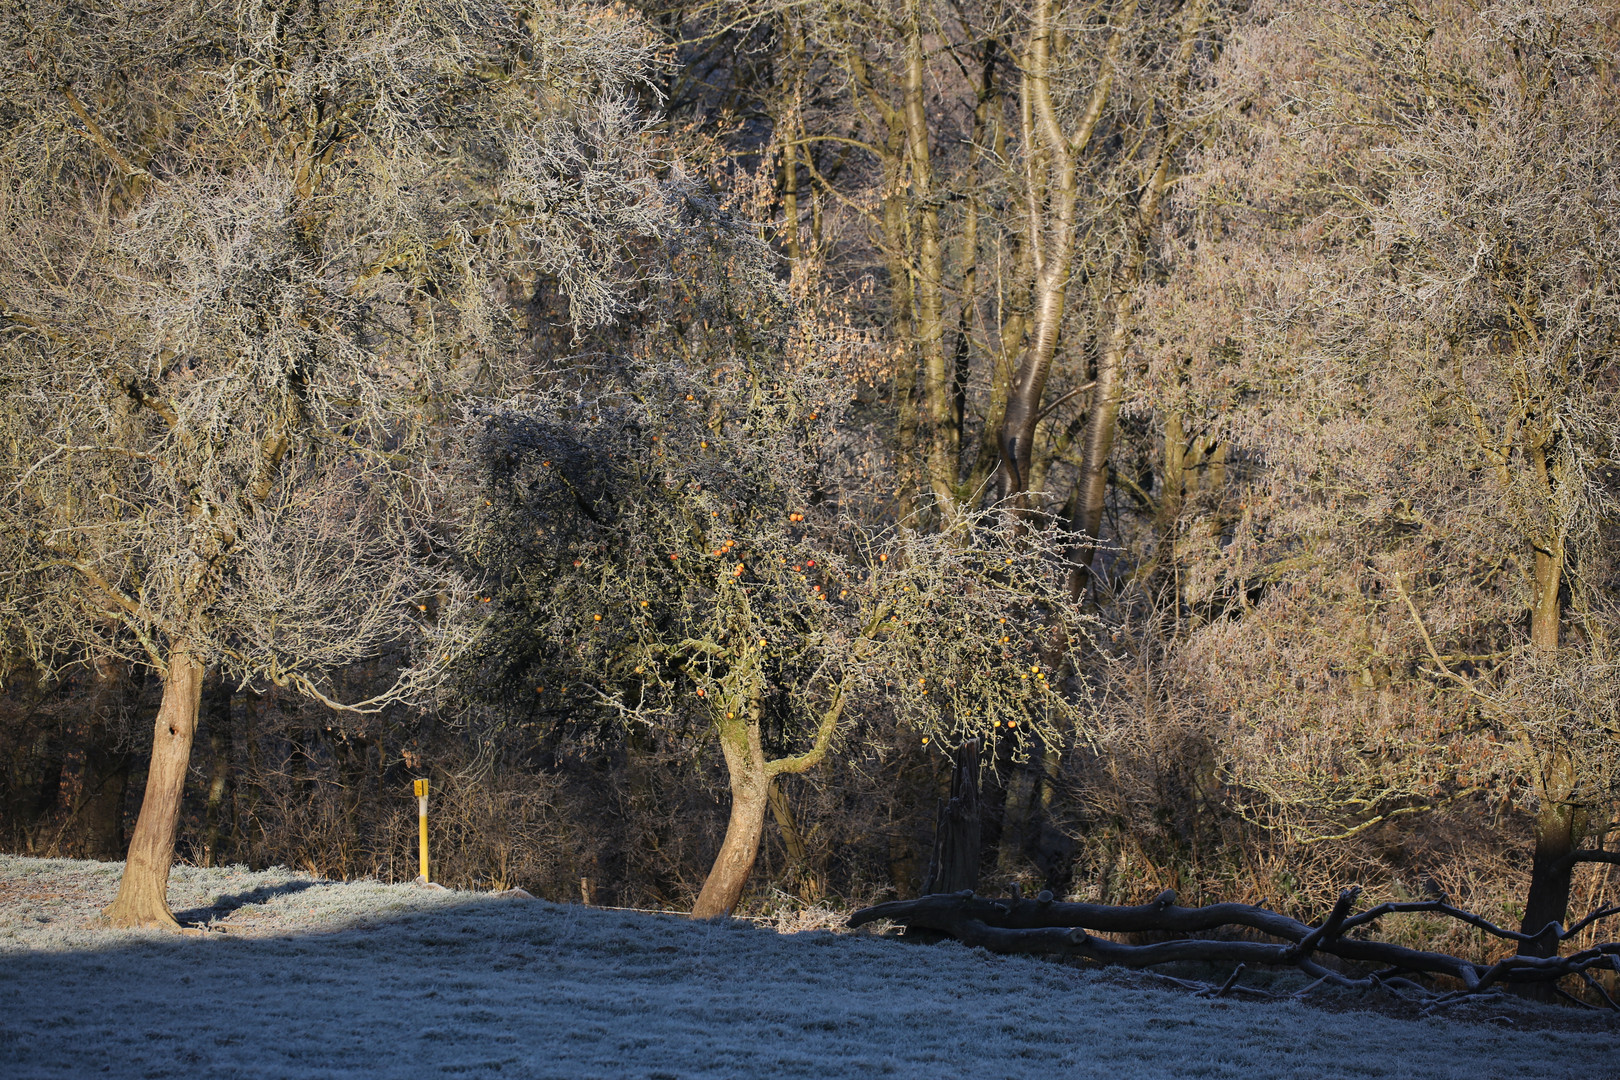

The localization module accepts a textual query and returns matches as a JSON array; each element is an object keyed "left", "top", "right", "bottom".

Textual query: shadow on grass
[{"left": 173, "top": 879, "right": 338, "bottom": 925}]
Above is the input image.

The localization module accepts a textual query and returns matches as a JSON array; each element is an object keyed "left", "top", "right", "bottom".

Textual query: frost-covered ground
[{"left": 1, "top": 856, "right": 1614, "bottom": 1080}]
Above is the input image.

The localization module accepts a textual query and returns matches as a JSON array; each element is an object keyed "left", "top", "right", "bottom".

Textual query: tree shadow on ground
[{"left": 173, "top": 879, "right": 335, "bottom": 925}]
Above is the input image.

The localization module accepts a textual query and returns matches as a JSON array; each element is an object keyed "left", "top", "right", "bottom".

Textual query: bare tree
[
  {"left": 1125, "top": 0, "right": 1620, "bottom": 953},
  {"left": 0, "top": 0, "right": 670, "bottom": 928},
  {"left": 736, "top": 0, "right": 1220, "bottom": 533},
  {"left": 1345, "top": 0, "right": 1620, "bottom": 954}
]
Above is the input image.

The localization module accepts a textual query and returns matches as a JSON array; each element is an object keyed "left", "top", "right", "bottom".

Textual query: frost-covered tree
[
  {"left": 665, "top": 0, "right": 1225, "bottom": 525},
  {"left": 1130, "top": 0, "right": 1620, "bottom": 943},
  {"left": 1339, "top": 0, "right": 1620, "bottom": 953},
  {"left": 462, "top": 231, "right": 1100, "bottom": 915},
  {"left": 0, "top": 0, "right": 670, "bottom": 928}
]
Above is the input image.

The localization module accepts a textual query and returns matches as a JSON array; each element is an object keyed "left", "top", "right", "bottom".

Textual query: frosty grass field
[{"left": 0, "top": 855, "right": 1613, "bottom": 1080}]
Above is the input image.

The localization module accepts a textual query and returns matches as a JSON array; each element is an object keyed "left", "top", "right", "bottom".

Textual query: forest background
[{"left": 2, "top": 0, "right": 1617, "bottom": 992}]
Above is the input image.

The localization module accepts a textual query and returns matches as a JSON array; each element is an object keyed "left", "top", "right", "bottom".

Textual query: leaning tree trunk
[
  {"left": 104, "top": 648, "right": 205, "bottom": 930},
  {"left": 691, "top": 713, "right": 771, "bottom": 918}
]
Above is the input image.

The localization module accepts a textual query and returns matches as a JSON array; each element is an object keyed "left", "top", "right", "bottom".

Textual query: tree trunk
[
  {"left": 996, "top": 755, "right": 1037, "bottom": 876},
  {"left": 951, "top": 65, "right": 984, "bottom": 474},
  {"left": 888, "top": 831, "right": 922, "bottom": 901},
  {"left": 691, "top": 713, "right": 770, "bottom": 918},
  {"left": 1529, "top": 536, "right": 1563, "bottom": 653},
  {"left": 1517, "top": 741, "right": 1581, "bottom": 965},
  {"left": 1156, "top": 408, "right": 1190, "bottom": 540},
  {"left": 1518, "top": 798, "right": 1578, "bottom": 958},
  {"left": 779, "top": 16, "right": 805, "bottom": 262},
  {"left": 1068, "top": 287, "right": 1130, "bottom": 599},
  {"left": 998, "top": 0, "right": 1127, "bottom": 515},
  {"left": 74, "top": 739, "right": 131, "bottom": 861},
  {"left": 104, "top": 648, "right": 204, "bottom": 930},
  {"left": 201, "top": 676, "right": 232, "bottom": 867},
  {"left": 1517, "top": 511, "right": 1565, "bottom": 950},
  {"left": 1511, "top": 765, "right": 1583, "bottom": 1003},
  {"left": 1069, "top": 146, "right": 1179, "bottom": 600},
  {"left": 999, "top": 2, "right": 1091, "bottom": 512},
  {"left": 923, "top": 738, "right": 982, "bottom": 895},
  {"left": 1515, "top": 507, "right": 1573, "bottom": 991},
  {"left": 44, "top": 657, "right": 132, "bottom": 859},
  {"left": 768, "top": 778, "right": 824, "bottom": 901},
  {"left": 1067, "top": 2, "right": 1204, "bottom": 595},
  {"left": 884, "top": 176, "right": 921, "bottom": 522},
  {"left": 849, "top": 887, "right": 1615, "bottom": 992},
  {"left": 903, "top": 4, "right": 955, "bottom": 514},
  {"left": 767, "top": 777, "right": 808, "bottom": 866},
  {"left": 976, "top": 240, "right": 1028, "bottom": 496},
  {"left": 836, "top": 29, "right": 921, "bottom": 518},
  {"left": 81, "top": 658, "right": 133, "bottom": 859}
]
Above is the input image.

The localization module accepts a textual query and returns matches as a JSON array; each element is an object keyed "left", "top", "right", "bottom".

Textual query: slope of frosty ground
[{"left": 0, "top": 856, "right": 1613, "bottom": 1080}]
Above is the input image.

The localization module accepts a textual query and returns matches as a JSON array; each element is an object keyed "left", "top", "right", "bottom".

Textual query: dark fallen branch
[{"left": 848, "top": 887, "right": 1620, "bottom": 996}]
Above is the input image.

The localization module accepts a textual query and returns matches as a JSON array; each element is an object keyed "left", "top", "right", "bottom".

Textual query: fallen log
[{"left": 848, "top": 887, "right": 1620, "bottom": 1005}]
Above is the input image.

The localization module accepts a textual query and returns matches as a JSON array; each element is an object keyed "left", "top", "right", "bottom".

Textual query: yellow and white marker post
[{"left": 414, "top": 778, "right": 430, "bottom": 883}]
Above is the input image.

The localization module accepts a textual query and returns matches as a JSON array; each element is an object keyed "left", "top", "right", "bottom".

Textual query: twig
[
  {"left": 1342, "top": 898, "right": 1542, "bottom": 943},
  {"left": 1292, "top": 975, "right": 1333, "bottom": 999},
  {"left": 1200, "top": 963, "right": 1246, "bottom": 999},
  {"left": 1579, "top": 971, "right": 1620, "bottom": 1013},
  {"left": 1393, "top": 572, "right": 1505, "bottom": 710},
  {"left": 1419, "top": 990, "right": 1511, "bottom": 1016},
  {"left": 1564, "top": 904, "right": 1620, "bottom": 939},
  {"left": 1553, "top": 985, "right": 1599, "bottom": 1010}
]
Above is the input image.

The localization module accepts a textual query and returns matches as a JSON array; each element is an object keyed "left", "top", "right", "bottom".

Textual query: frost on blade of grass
[{"left": 0, "top": 856, "right": 1614, "bottom": 1080}]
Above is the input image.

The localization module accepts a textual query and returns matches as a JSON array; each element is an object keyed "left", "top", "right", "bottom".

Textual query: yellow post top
[{"left": 414, "top": 778, "right": 429, "bottom": 798}]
